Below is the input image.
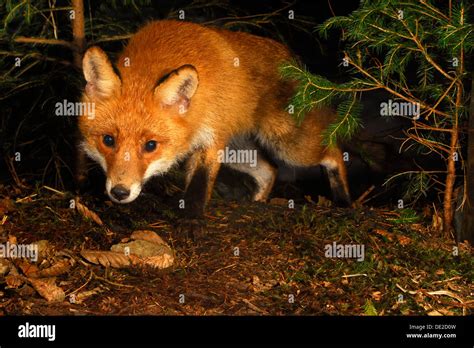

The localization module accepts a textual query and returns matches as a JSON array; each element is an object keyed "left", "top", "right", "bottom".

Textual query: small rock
[{"left": 111, "top": 239, "right": 172, "bottom": 258}]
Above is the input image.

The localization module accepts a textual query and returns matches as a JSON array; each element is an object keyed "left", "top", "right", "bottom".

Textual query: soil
[{"left": 0, "top": 183, "right": 472, "bottom": 316}]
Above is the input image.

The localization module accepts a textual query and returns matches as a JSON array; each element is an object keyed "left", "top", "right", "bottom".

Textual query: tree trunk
[
  {"left": 443, "top": 130, "right": 457, "bottom": 237},
  {"left": 460, "top": 74, "right": 474, "bottom": 244},
  {"left": 71, "top": 0, "right": 85, "bottom": 69}
]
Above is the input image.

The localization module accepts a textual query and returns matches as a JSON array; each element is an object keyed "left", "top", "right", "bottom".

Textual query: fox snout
[
  {"left": 110, "top": 184, "right": 130, "bottom": 201},
  {"left": 105, "top": 179, "right": 142, "bottom": 204}
]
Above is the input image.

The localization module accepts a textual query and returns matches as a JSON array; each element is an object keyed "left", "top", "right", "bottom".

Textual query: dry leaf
[
  {"left": 29, "top": 259, "right": 72, "bottom": 278},
  {"left": 72, "top": 287, "right": 103, "bottom": 304},
  {"left": 317, "top": 196, "right": 332, "bottom": 207},
  {"left": 0, "top": 258, "right": 11, "bottom": 276},
  {"left": 34, "top": 240, "right": 54, "bottom": 262},
  {"left": 397, "top": 235, "right": 412, "bottom": 246},
  {"left": 81, "top": 250, "right": 137, "bottom": 268},
  {"left": 5, "top": 263, "right": 23, "bottom": 288},
  {"left": 29, "top": 278, "right": 65, "bottom": 302},
  {"left": 390, "top": 264, "right": 405, "bottom": 273},
  {"left": 431, "top": 213, "right": 443, "bottom": 232},
  {"left": 75, "top": 198, "right": 103, "bottom": 226},
  {"left": 250, "top": 275, "right": 277, "bottom": 293},
  {"left": 5, "top": 274, "right": 23, "bottom": 288},
  {"left": 437, "top": 308, "right": 455, "bottom": 316},
  {"left": 142, "top": 254, "right": 174, "bottom": 269},
  {"left": 374, "top": 229, "right": 394, "bottom": 241},
  {"left": 131, "top": 230, "right": 166, "bottom": 245},
  {"left": 269, "top": 198, "right": 288, "bottom": 206},
  {"left": 427, "top": 309, "right": 443, "bottom": 316},
  {"left": 8, "top": 235, "right": 17, "bottom": 245},
  {"left": 0, "top": 198, "right": 15, "bottom": 216},
  {"left": 17, "top": 260, "right": 40, "bottom": 277},
  {"left": 371, "top": 291, "right": 382, "bottom": 301}
]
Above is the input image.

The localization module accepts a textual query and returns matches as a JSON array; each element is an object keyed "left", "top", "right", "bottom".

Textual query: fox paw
[{"left": 175, "top": 218, "right": 207, "bottom": 240}]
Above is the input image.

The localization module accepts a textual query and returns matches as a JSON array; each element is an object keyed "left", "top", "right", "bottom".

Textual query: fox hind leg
[
  {"left": 321, "top": 148, "right": 351, "bottom": 207},
  {"left": 224, "top": 137, "right": 277, "bottom": 202}
]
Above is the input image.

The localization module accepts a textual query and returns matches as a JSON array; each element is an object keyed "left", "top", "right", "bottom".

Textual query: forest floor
[{"left": 0, "top": 182, "right": 473, "bottom": 316}]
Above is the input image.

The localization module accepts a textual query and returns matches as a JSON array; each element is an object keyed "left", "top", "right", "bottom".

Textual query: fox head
[{"left": 79, "top": 47, "right": 201, "bottom": 203}]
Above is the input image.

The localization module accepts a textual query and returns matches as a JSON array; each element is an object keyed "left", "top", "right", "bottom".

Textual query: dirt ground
[{"left": 0, "top": 183, "right": 472, "bottom": 316}]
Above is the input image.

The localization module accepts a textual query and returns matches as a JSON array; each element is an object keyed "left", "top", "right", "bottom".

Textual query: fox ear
[
  {"left": 154, "top": 65, "right": 198, "bottom": 114},
  {"left": 82, "top": 47, "right": 121, "bottom": 99}
]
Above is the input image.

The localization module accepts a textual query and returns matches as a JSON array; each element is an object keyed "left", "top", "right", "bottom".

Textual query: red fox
[{"left": 78, "top": 20, "right": 350, "bottom": 217}]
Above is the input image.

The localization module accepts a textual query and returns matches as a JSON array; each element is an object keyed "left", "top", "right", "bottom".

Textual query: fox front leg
[
  {"left": 176, "top": 146, "right": 222, "bottom": 239},
  {"left": 182, "top": 144, "right": 223, "bottom": 218}
]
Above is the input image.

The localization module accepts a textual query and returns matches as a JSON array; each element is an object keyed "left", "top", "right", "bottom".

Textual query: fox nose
[{"left": 110, "top": 185, "right": 130, "bottom": 201}]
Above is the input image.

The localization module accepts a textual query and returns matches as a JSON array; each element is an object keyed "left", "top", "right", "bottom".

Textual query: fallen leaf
[
  {"left": 431, "top": 213, "right": 443, "bottom": 232},
  {"left": 29, "top": 259, "right": 72, "bottom": 278},
  {"left": 0, "top": 259, "right": 11, "bottom": 276},
  {"left": 131, "top": 230, "right": 167, "bottom": 245},
  {"left": 322, "top": 281, "right": 332, "bottom": 288},
  {"left": 0, "top": 198, "right": 16, "bottom": 215},
  {"left": 5, "top": 264, "right": 23, "bottom": 288},
  {"left": 390, "top": 264, "right": 405, "bottom": 273},
  {"left": 34, "top": 240, "right": 54, "bottom": 262},
  {"left": 437, "top": 308, "right": 455, "bottom": 316},
  {"left": 363, "top": 299, "right": 378, "bottom": 316},
  {"left": 142, "top": 254, "right": 174, "bottom": 269},
  {"left": 5, "top": 274, "right": 23, "bottom": 288},
  {"left": 371, "top": 291, "right": 382, "bottom": 301},
  {"left": 317, "top": 196, "right": 332, "bottom": 207},
  {"left": 81, "top": 250, "right": 136, "bottom": 268},
  {"left": 374, "top": 229, "right": 394, "bottom": 241},
  {"left": 269, "top": 198, "right": 288, "bottom": 206},
  {"left": 29, "top": 278, "right": 65, "bottom": 302},
  {"left": 75, "top": 198, "right": 103, "bottom": 226},
  {"left": 397, "top": 235, "right": 412, "bottom": 246},
  {"left": 8, "top": 235, "right": 17, "bottom": 245},
  {"left": 17, "top": 260, "right": 40, "bottom": 277},
  {"left": 250, "top": 275, "right": 277, "bottom": 293},
  {"left": 72, "top": 287, "right": 103, "bottom": 304}
]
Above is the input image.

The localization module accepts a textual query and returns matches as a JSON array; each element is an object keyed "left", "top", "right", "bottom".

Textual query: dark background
[{"left": 0, "top": 0, "right": 441, "bottom": 205}]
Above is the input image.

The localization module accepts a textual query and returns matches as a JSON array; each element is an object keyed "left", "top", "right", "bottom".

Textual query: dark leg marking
[
  {"left": 326, "top": 167, "right": 351, "bottom": 207},
  {"left": 183, "top": 165, "right": 209, "bottom": 218}
]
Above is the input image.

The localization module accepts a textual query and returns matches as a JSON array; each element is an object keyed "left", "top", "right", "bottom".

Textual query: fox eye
[
  {"left": 103, "top": 135, "right": 115, "bottom": 147},
  {"left": 145, "top": 140, "right": 157, "bottom": 152}
]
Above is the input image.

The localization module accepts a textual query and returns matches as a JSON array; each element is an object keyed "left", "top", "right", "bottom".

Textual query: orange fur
[{"left": 78, "top": 20, "right": 350, "bottom": 209}]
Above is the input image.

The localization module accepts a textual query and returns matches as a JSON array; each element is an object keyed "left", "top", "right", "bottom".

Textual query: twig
[
  {"left": 356, "top": 185, "right": 375, "bottom": 205},
  {"left": 242, "top": 299, "right": 268, "bottom": 314},
  {"left": 212, "top": 263, "right": 238, "bottom": 275},
  {"left": 341, "top": 273, "right": 368, "bottom": 278},
  {"left": 66, "top": 270, "right": 94, "bottom": 296},
  {"left": 14, "top": 36, "right": 77, "bottom": 51},
  {"left": 42, "top": 185, "right": 65, "bottom": 196},
  {"left": 92, "top": 272, "right": 135, "bottom": 288}
]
